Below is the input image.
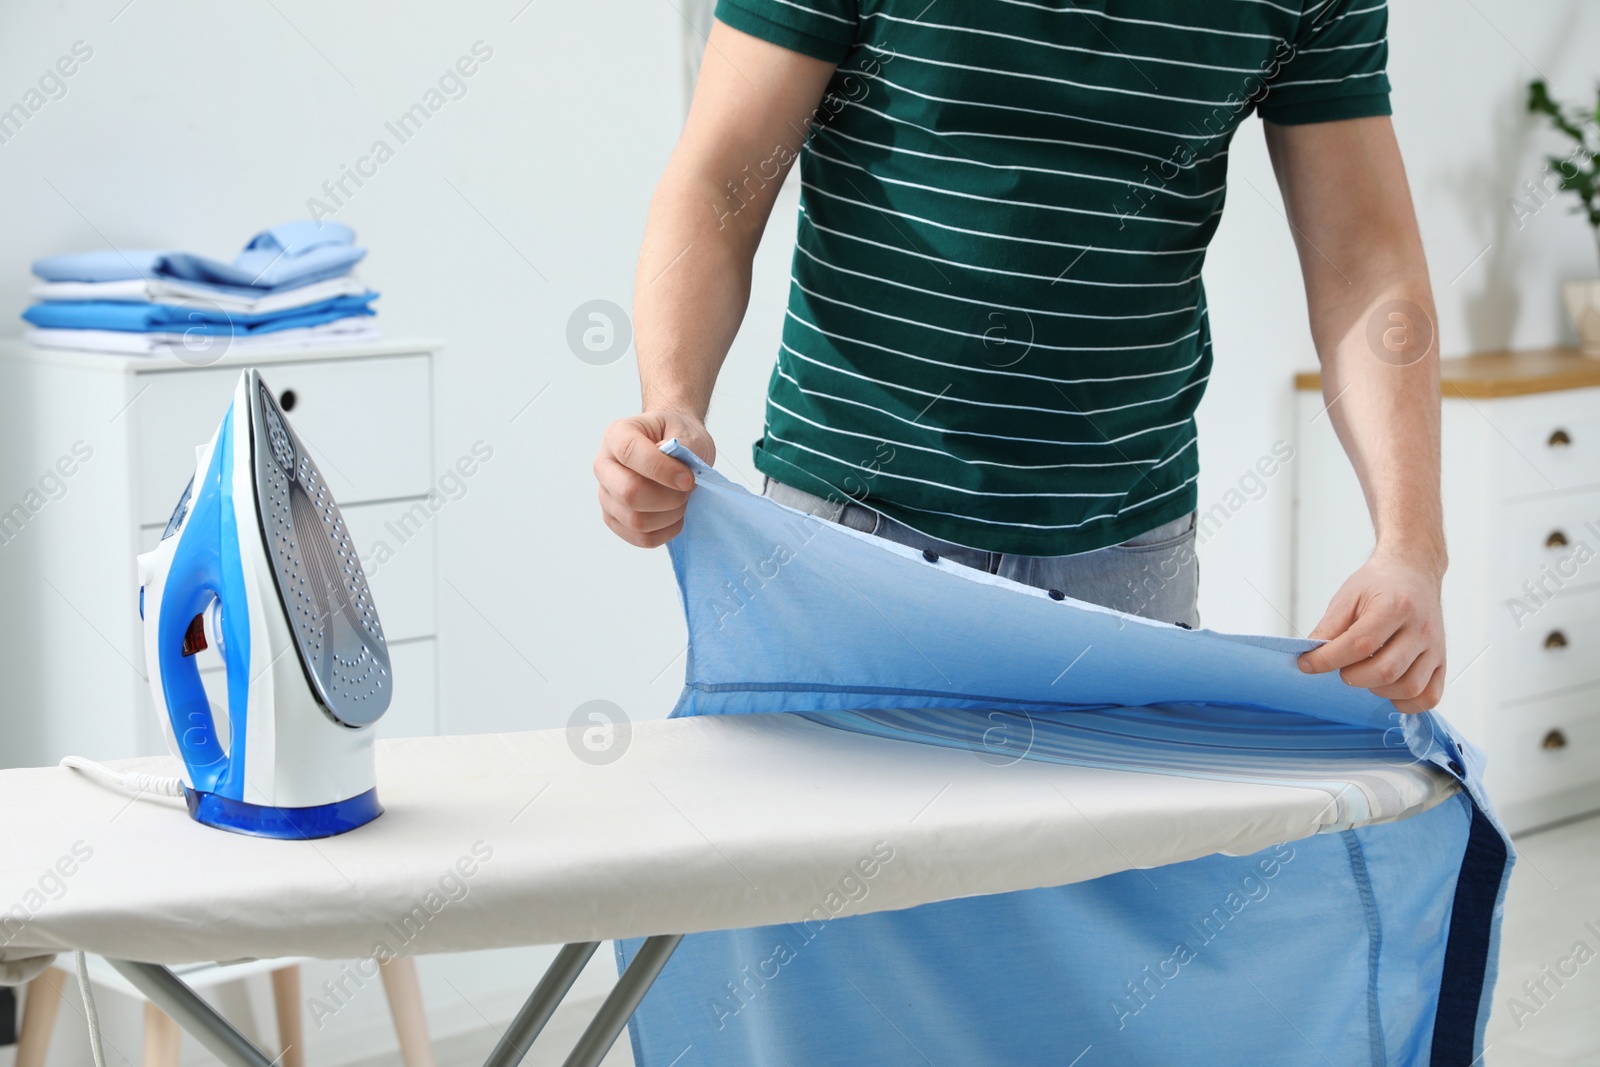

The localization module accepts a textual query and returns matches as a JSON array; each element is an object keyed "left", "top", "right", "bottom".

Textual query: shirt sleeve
[
  {"left": 714, "top": 0, "right": 859, "bottom": 64},
  {"left": 1257, "top": 0, "right": 1391, "bottom": 125}
]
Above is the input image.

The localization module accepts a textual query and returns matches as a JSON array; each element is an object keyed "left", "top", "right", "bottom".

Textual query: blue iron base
[{"left": 183, "top": 786, "right": 382, "bottom": 839}]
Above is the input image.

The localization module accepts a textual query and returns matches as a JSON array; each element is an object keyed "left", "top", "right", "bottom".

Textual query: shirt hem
[
  {"left": 714, "top": 1, "right": 855, "bottom": 63},
  {"left": 1258, "top": 90, "right": 1392, "bottom": 126}
]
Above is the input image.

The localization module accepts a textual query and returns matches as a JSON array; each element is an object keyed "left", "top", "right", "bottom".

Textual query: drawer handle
[
  {"left": 1546, "top": 529, "right": 1569, "bottom": 549},
  {"left": 279, "top": 389, "right": 298, "bottom": 412},
  {"left": 1544, "top": 630, "right": 1568, "bottom": 650},
  {"left": 1548, "top": 428, "right": 1572, "bottom": 448},
  {"left": 1542, "top": 728, "right": 1568, "bottom": 751}
]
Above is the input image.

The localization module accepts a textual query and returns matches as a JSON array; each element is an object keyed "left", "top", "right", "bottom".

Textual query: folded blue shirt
[
  {"left": 32, "top": 250, "right": 169, "bottom": 283},
  {"left": 23, "top": 293, "right": 377, "bottom": 335},
  {"left": 31, "top": 221, "right": 366, "bottom": 293}
]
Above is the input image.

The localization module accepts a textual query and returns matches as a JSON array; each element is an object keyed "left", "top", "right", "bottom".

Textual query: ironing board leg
[
  {"left": 559, "top": 934, "right": 683, "bottom": 1067},
  {"left": 105, "top": 961, "right": 276, "bottom": 1067},
  {"left": 481, "top": 942, "right": 600, "bottom": 1067}
]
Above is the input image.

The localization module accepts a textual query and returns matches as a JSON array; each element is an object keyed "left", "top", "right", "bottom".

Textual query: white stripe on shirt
[
  {"left": 779, "top": 337, "right": 1213, "bottom": 417},
  {"left": 793, "top": 242, "right": 1201, "bottom": 322},
  {"left": 861, "top": 11, "right": 1284, "bottom": 74},
  {"left": 773, "top": 361, "right": 1205, "bottom": 448},
  {"left": 806, "top": 145, "right": 1220, "bottom": 230},
  {"left": 787, "top": 288, "right": 1206, "bottom": 363},
  {"left": 801, "top": 214, "right": 1207, "bottom": 287}
]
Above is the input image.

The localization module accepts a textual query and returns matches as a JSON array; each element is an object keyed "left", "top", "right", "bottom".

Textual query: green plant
[{"left": 1527, "top": 80, "right": 1600, "bottom": 269}]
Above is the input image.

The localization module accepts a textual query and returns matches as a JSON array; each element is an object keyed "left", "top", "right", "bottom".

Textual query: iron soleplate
[{"left": 249, "top": 369, "right": 392, "bottom": 727}]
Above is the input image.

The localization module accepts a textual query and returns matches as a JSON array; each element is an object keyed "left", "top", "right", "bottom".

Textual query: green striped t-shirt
[{"left": 724, "top": 0, "right": 1390, "bottom": 555}]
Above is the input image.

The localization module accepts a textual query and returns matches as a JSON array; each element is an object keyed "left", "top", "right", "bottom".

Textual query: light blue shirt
[
  {"left": 616, "top": 444, "right": 1514, "bottom": 1067},
  {"left": 31, "top": 221, "right": 366, "bottom": 292},
  {"left": 23, "top": 294, "right": 376, "bottom": 336}
]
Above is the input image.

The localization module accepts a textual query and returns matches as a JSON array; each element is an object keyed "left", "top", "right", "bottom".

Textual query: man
[{"left": 595, "top": 0, "right": 1446, "bottom": 713}]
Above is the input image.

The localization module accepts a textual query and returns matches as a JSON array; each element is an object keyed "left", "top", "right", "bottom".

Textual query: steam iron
[{"left": 136, "top": 369, "right": 391, "bottom": 838}]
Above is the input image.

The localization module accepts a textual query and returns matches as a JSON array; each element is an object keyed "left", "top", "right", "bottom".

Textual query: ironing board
[
  {"left": 0, "top": 445, "right": 1512, "bottom": 1067},
  {"left": 0, "top": 709, "right": 1456, "bottom": 1067}
]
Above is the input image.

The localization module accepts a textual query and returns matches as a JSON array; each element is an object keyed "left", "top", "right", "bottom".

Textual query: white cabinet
[
  {"left": 131, "top": 355, "right": 435, "bottom": 525},
  {"left": 0, "top": 339, "right": 443, "bottom": 769},
  {"left": 1293, "top": 347, "right": 1600, "bottom": 833}
]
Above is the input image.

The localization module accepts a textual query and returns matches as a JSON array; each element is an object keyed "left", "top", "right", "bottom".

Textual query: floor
[
  {"left": 348, "top": 995, "right": 635, "bottom": 1067},
  {"left": 1484, "top": 813, "right": 1600, "bottom": 1066},
  {"left": 378, "top": 816, "right": 1600, "bottom": 1067}
]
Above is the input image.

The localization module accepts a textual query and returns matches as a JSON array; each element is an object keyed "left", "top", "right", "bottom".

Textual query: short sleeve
[
  {"left": 714, "top": 0, "right": 859, "bottom": 64},
  {"left": 1258, "top": 0, "right": 1391, "bottom": 126}
]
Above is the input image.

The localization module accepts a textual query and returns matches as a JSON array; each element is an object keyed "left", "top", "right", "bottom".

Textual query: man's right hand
[{"left": 594, "top": 410, "right": 718, "bottom": 547}]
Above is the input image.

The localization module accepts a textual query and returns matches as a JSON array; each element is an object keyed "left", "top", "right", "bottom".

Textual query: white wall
[
  {"left": 0, "top": 1, "right": 684, "bottom": 1061},
  {"left": 1, "top": 0, "right": 1598, "bottom": 1063}
]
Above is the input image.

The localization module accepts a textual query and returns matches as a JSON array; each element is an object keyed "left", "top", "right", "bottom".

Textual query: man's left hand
[{"left": 1297, "top": 553, "right": 1446, "bottom": 714}]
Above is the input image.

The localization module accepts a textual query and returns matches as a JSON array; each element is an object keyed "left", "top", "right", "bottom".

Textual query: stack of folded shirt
[{"left": 23, "top": 220, "right": 381, "bottom": 355}]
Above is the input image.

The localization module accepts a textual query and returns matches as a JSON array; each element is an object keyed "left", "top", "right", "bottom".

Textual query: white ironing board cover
[{"left": 1, "top": 705, "right": 1451, "bottom": 971}]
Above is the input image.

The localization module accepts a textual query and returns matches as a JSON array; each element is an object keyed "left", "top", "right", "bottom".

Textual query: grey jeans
[{"left": 763, "top": 478, "right": 1201, "bottom": 629}]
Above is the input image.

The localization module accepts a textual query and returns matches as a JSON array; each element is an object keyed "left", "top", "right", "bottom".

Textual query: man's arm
[
  {"left": 1264, "top": 116, "right": 1446, "bottom": 713},
  {"left": 594, "top": 23, "right": 836, "bottom": 548}
]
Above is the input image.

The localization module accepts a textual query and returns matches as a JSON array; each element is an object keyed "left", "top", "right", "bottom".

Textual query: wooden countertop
[{"left": 1294, "top": 346, "right": 1600, "bottom": 399}]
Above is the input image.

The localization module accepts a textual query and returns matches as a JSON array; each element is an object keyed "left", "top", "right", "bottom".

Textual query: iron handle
[
  {"left": 1544, "top": 630, "right": 1568, "bottom": 650},
  {"left": 1546, "top": 529, "right": 1569, "bottom": 549},
  {"left": 1548, "top": 428, "right": 1572, "bottom": 448},
  {"left": 1542, "top": 728, "right": 1568, "bottom": 751}
]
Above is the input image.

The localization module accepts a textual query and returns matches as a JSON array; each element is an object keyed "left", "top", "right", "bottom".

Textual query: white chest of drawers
[
  {"left": 1293, "top": 347, "right": 1600, "bottom": 834},
  {"left": 0, "top": 339, "right": 442, "bottom": 770}
]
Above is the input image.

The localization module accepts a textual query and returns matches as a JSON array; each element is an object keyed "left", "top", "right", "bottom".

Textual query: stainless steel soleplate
[{"left": 249, "top": 369, "right": 391, "bottom": 726}]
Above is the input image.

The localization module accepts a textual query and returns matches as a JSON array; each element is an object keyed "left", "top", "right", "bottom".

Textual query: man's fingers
[
  {"left": 593, "top": 410, "right": 716, "bottom": 548},
  {"left": 1306, "top": 591, "right": 1357, "bottom": 643},
  {"left": 599, "top": 485, "right": 686, "bottom": 535},
  {"left": 600, "top": 508, "right": 651, "bottom": 548},
  {"left": 1390, "top": 665, "right": 1446, "bottom": 715},
  {"left": 608, "top": 422, "right": 696, "bottom": 491},
  {"left": 1364, "top": 643, "right": 1436, "bottom": 699},
  {"left": 594, "top": 451, "right": 691, "bottom": 541},
  {"left": 1295, "top": 559, "right": 1446, "bottom": 707},
  {"left": 594, "top": 457, "right": 686, "bottom": 513},
  {"left": 1298, "top": 605, "right": 1400, "bottom": 674},
  {"left": 601, "top": 508, "right": 684, "bottom": 549},
  {"left": 1338, "top": 627, "right": 1425, "bottom": 690}
]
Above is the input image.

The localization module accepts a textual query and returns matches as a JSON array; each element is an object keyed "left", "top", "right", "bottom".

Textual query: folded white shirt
[
  {"left": 29, "top": 275, "right": 370, "bottom": 315},
  {"left": 26, "top": 318, "right": 381, "bottom": 356}
]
